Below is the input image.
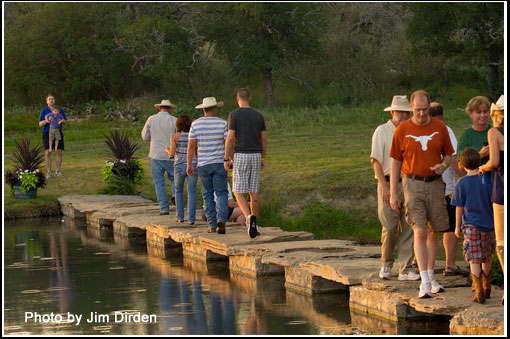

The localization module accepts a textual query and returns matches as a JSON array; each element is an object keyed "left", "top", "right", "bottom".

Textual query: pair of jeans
[
  {"left": 150, "top": 158, "right": 175, "bottom": 213},
  {"left": 174, "top": 163, "right": 197, "bottom": 223},
  {"left": 197, "top": 163, "right": 228, "bottom": 230}
]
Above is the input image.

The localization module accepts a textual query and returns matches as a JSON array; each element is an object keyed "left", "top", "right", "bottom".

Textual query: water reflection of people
[
  {"left": 209, "top": 290, "right": 236, "bottom": 334},
  {"left": 159, "top": 272, "right": 237, "bottom": 335},
  {"left": 49, "top": 231, "right": 73, "bottom": 313},
  {"left": 242, "top": 298, "right": 267, "bottom": 335},
  {"left": 177, "top": 277, "right": 208, "bottom": 335}
]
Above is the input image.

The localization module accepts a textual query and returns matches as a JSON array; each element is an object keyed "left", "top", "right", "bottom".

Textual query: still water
[{"left": 4, "top": 217, "right": 449, "bottom": 335}]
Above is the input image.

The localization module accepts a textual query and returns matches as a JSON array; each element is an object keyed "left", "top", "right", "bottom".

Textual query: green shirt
[{"left": 458, "top": 126, "right": 491, "bottom": 165}]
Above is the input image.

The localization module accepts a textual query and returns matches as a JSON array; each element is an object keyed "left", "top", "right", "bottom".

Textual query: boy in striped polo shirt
[{"left": 187, "top": 97, "right": 229, "bottom": 234}]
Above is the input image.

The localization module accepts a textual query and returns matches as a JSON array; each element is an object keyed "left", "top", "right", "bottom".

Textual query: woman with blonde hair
[
  {"left": 458, "top": 96, "right": 491, "bottom": 174},
  {"left": 479, "top": 94, "right": 504, "bottom": 305}
]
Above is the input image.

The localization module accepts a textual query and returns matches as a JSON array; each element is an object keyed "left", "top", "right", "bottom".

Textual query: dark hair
[
  {"left": 237, "top": 88, "right": 250, "bottom": 101},
  {"left": 204, "top": 106, "right": 217, "bottom": 112},
  {"left": 46, "top": 94, "right": 54, "bottom": 100},
  {"left": 53, "top": 105, "right": 60, "bottom": 111},
  {"left": 410, "top": 90, "right": 431, "bottom": 106},
  {"left": 460, "top": 147, "right": 481, "bottom": 170},
  {"left": 429, "top": 102, "right": 443, "bottom": 117},
  {"left": 176, "top": 114, "right": 192, "bottom": 132}
]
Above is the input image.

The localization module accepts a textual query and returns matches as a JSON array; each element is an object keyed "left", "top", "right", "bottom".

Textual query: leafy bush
[
  {"left": 101, "top": 130, "right": 144, "bottom": 194},
  {"left": 97, "top": 174, "right": 138, "bottom": 195}
]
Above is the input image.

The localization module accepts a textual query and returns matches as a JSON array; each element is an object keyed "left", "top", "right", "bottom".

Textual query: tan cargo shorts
[{"left": 402, "top": 176, "right": 449, "bottom": 232}]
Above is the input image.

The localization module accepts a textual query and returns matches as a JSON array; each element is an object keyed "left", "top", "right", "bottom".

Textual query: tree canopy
[{"left": 4, "top": 2, "right": 505, "bottom": 106}]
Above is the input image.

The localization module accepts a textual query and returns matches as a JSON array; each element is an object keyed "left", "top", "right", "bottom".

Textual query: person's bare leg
[
  {"left": 45, "top": 150, "right": 52, "bottom": 174},
  {"left": 230, "top": 207, "right": 246, "bottom": 224},
  {"left": 249, "top": 192, "right": 260, "bottom": 218},
  {"left": 56, "top": 150, "right": 63, "bottom": 172},
  {"left": 426, "top": 231, "right": 439, "bottom": 271},
  {"left": 443, "top": 232, "right": 458, "bottom": 269},
  {"left": 414, "top": 228, "right": 429, "bottom": 273},
  {"left": 234, "top": 192, "right": 251, "bottom": 219}
]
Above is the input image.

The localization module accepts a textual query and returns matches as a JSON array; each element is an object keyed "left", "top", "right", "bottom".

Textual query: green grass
[{"left": 4, "top": 98, "right": 474, "bottom": 243}]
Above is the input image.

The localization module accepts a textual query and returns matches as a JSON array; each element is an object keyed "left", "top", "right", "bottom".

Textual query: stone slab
[
  {"left": 87, "top": 204, "right": 161, "bottom": 228},
  {"left": 449, "top": 303, "right": 505, "bottom": 335},
  {"left": 349, "top": 309, "right": 450, "bottom": 335},
  {"left": 259, "top": 242, "right": 380, "bottom": 286},
  {"left": 198, "top": 226, "right": 315, "bottom": 257},
  {"left": 284, "top": 266, "right": 347, "bottom": 295},
  {"left": 351, "top": 272, "right": 505, "bottom": 335},
  {"left": 58, "top": 194, "right": 156, "bottom": 219}
]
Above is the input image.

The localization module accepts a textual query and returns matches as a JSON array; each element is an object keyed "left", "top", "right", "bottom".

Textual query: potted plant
[
  {"left": 101, "top": 130, "right": 144, "bottom": 193},
  {"left": 5, "top": 138, "right": 46, "bottom": 199}
]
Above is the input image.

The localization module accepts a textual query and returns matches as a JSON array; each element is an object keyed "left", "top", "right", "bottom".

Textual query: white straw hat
[
  {"left": 490, "top": 94, "right": 504, "bottom": 114},
  {"left": 195, "top": 97, "right": 224, "bottom": 109},
  {"left": 154, "top": 99, "right": 177, "bottom": 110},
  {"left": 384, "top": 95, "right": 412, "bottom": 112}
]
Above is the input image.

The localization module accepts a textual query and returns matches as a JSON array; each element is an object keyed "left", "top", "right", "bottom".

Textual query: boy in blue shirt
[{"left": 452, "top": 147, "right": 495, "bottom": 304}]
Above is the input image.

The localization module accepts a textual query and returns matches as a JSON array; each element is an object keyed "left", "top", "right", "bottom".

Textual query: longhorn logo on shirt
[{"left": 405, "top": 132, "right": 439, "bottom": 151}]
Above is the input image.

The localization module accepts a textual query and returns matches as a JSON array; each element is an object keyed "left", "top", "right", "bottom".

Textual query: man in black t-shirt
[{"left": 224, "top": 88, "right": 267, "bottom": 238}]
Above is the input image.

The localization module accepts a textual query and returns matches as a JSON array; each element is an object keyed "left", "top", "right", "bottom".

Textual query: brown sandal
[{"left": 443, "top": 265, "right": 469, "bottom": 277}]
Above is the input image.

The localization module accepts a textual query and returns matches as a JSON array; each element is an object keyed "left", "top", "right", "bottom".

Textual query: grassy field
[{"left": 3, "top": 96, "right": 476, "bottom": 243}]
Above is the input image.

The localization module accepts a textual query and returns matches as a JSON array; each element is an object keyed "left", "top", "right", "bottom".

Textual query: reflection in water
[
  {"left": 242, "top": 298, "right": 267, "bottom": 335},
  {"left": 4, "top": 217, "right": 450, "bottom": 335},
  {"left": 49, "top": 231, "right": 73, "bottom": 314}
]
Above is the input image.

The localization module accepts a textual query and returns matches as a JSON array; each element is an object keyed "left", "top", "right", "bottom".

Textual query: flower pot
[{"left": 14, "top": 182, "right": 38, "bottom": 200}]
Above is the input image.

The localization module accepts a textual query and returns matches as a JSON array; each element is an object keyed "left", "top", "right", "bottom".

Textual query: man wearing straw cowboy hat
[
  {"left": 187, "top": 97, "right": 229, "bottom": 234},
  {"left": 371, "top": 95, "right": 419, "bottom": 281},
  {"left": 142, "top": 99, "right": 178, "bottom": 215}
]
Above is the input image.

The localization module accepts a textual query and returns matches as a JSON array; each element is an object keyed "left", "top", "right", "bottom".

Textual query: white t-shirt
[
  {"left": 442, "top": 125, "right": 457, "bottom": 196},
  {"left": 214, "top": 182, "right": 233, "bottom": 204}
]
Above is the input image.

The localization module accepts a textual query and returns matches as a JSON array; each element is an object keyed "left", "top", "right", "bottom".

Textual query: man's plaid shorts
[{"left": 232, "top": 153, "right": 261, "bottom": 193}]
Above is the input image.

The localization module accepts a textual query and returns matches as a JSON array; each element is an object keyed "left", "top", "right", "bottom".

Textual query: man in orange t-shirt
[{"left": 390, "top": 90, "right": 454, "bottom": 299}]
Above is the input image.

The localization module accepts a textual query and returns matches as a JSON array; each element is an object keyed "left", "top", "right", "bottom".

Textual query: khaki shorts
[
  {"left": 49, "top": 126, "right": 62, "bottom": 141},
  {"left": 402, "top": 176, "right": 449, "bottom": 232}
]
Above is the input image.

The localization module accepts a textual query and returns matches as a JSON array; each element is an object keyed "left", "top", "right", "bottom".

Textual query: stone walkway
[{"left": 57, "top": 194, "right": 505, "bottom": 335}]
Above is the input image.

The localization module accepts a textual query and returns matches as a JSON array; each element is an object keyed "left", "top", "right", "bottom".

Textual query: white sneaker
[
  {"left": 46, "top": 172, "right": 52, "bottom": 180},
  {"left": 398, "top": 271, "right": 421, "bottom": 281},
  {"left": 54, "top": 171, "right": 63, "bottom": 177},
  {"left": 379, "top": 266, "right": 391, "bottom": 280},
  {"left": 419, "top": 282, "right": 432, "bottom": 298},
  {"left": 430, "top": 280, "right": 444, "bottom": 293}
]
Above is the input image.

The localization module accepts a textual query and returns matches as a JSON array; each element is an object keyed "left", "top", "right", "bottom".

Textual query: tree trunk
[
  {"left": 485, "top": 52, "right": 501, "bottom": 103},
  {"left": 262, "top": 66, "right": 275, "bottom": 107}
]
